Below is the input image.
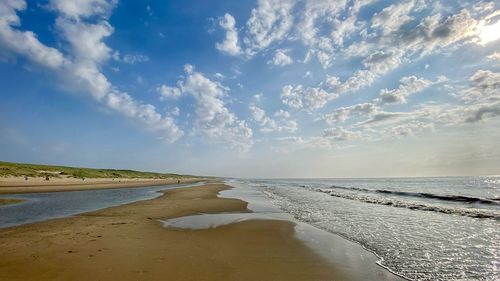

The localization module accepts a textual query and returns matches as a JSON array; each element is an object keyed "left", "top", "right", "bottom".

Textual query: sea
[{"left": 233, "top": 176, "right": 500, "bottom": 281}]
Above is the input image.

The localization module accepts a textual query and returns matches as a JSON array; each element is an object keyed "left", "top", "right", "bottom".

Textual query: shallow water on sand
[
  {"left": 0, "top": 182, "right": 202, "bottom": 228},
  {"left": 161, "top": 181, "right": 406, "bottom": 281}
]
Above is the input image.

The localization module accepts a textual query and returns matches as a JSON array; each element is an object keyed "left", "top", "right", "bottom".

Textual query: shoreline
[
  {"left": 0, "top": 198, "right": 25, "bottom": 205},
  {"left": 0, "top": 177, "right": 207, "bottom": 194},
  {"left": 0, "top": 183, "right": 345, "bottom": 280}
]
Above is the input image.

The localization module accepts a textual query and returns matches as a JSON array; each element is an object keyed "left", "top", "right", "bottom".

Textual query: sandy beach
[
  {"left": 0, "top": 183, "right": 345, "bottom": 281},
  {"left": 0, "top": 176, "right": 205, "bottom": 194}
]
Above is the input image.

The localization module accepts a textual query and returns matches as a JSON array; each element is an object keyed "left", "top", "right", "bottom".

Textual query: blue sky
[{"left": 0, "top": 0, "right": 499, "bottom": 177}]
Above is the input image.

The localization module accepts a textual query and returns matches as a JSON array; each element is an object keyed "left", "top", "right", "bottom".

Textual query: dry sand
[
  {"left": 0, "top": 176, "right": 205, "bottom": 194},
  {"left": 0, "top": 183, "right": 346, "bottom": 281}
]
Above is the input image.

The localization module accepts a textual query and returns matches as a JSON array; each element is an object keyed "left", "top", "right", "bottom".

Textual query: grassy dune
[{"left": 0, "top": 161, "right": 193, "bottom": 179}]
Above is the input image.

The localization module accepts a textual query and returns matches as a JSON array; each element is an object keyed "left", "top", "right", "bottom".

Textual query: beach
[
  {"left": 0, "top": 176, "right": 204, "bottom": 194},
  {"left": 0, "top": 183, "right": 345, "bottom": 281}
]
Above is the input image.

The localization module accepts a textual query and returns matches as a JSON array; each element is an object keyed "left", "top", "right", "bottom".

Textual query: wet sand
[
  {"left": 0, "top": 198, "right": 25, "bottom": 205},
  {"left": 0, "top": 183, "right": 345, "bottom": 281},
  {"left": 0, "top": 177, "right": 205, "bottom": 194}
]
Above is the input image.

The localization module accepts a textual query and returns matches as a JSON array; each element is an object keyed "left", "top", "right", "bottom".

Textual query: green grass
[{"left": 0, "top": 161, "right": 195, "bottom": 179}]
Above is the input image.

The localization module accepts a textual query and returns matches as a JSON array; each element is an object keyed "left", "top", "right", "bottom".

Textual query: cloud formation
[
  {"left": 0, "top": 0, "right": 68, "bottom": 69},
  {"left": 281, "top": 85, "right": 335, "bottom": 112},
  {"left": 2, "top": 0, "right": 499, "bottom": 157},
  {"left": 459, "top": 69, "right": 500, "bottom": 123},
  {"left": 249, "top": 105, "right": 297, "bottom": 133},
  {"left": 244, "top": 0, "right": 295, "bottom": 55},
  {"left": 158, "top": 65, "right": 253, "bottom": 151},
  {"left": 268, "top": 48, "right": 293, "bottom": 66},
  {"left": 378, "top": 76, "right": 433, "bottom": 104},
  {"left": 0, "top": 0, "right": 183, "bottom": 142},
  {"left": 215, "top": 13, "right": 241, "bottom": 56}
]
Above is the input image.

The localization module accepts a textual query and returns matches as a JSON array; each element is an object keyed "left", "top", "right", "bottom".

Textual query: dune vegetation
[{"left": 0, "top": 161, "right": 193, "bottom": 179}]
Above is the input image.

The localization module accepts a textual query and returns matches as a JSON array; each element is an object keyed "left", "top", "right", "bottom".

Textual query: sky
[{"left": 0, "top": 0, "right": 499, "bottom": 178}]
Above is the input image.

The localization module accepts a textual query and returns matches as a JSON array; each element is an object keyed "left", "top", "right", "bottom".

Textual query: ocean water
[{"left": 235, "top": 177, "right": 500, "bottom": 281}]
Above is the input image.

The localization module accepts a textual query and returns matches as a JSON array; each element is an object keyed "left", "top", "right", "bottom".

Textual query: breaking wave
[
  {"left": 317, "top": 188, "right": 500, "bottom": 220},
  {"left": 321, "top": 185, "right": 500, "bottom": 205}
]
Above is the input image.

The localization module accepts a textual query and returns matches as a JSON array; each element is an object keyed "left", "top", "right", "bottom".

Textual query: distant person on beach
[
  {"left": 24, "top": 176, "right": 28, "bottom": 181},
  {"left": 178, "top": 179, "right": 180, "bottom": 184},
  {"left": 45, "top": 175, "right": 50, "bottom": 181}
]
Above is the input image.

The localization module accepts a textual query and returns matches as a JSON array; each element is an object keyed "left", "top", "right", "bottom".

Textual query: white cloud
[
  {"left": 55, "top": 17, "right": 115, "bottom": 101},
  {"left": 379, "top": 76, "right": 433, "bottom": 104},
  {"left": 371, "top": 0, "right": 421, "bottom": 35},
  {"left": 464, "top": 102, "right": 500, "bottom": 123},
  {"left": 5, "top": 0, "right": 500, "bottom": 158},
  {"left": 353, "top": 8, "right": 481, "bottom": 57},
  {"left": 0, "top": 0, "right": 183, "bottom": 143},
  {"left": 218, "top": 0, "right": 371, "bottom": 68},
  {"left": 291, "top": 0, "right": 374, "bottom": 69},
  {"left": 330, "top": 13, "right": 359, "bottom": 47},
  {"left": 274, "top": 109, "right": 290, "bottom": 118},
  {"left": 410, "top": 9, "right": 480, "bottom": 54},
  {"left": 458, "top": 69, "right": 500, "bottom": 104},
  {"left": 122, "top": 53, "right": 149, "bottom": 64},
  {"left": 277, "top": 134, "right": 355, "bottom": 150},
  {"left": 281, "top": 85, "right": 302, "bottom": 109},
  {"left": 56, "top": 18, "right": 113, "bottom": 63},
  {"left": 249, "top": 105, "right": 276, "bottom": 133},
  {"left": 183, "top": 63, "right": 194, "bottom": 74},
  {"left": 323, "top": 127, "right": 360, "bottom": 141},
  {"left": 160, "top": 66, "right": 253, "bottom": 151},
  {"left": 49, "top": 0, "right": 116, "bottom": 19},
  {"left": 321, "top": 73, "right": 450, "bottom": 138},
  {"left": 381, "top": 121, "right": 434, "bottom": 138},
  {"left": 157, "top": 85, "right": 181, "bottom": 99},
  {"left": 322, "top": 103, "right": 433, "bottom": 143},
  {"left": 281, "top": 84, "right": 336, "bottom": 112},
  {"left": 455, "top": 70, "right": 500, "bottom": 123},
  {"left": 295, "top": 1, "right": 350, "bottom": 68},
  {"left": 268, "top": 48, "right": 292, "bottom": 66},
  {"left": 106, "top": 91, "right": 183, "bottom": 142},
  {"left": 337, "top": 8, "right": 482, "bottom": 94},
  {"left": 67, "top": 61, "right": 112, "bottom": 100},
  {"left": 214, "top": 72, "right": 225, "bottom": 79},
  {"left": 296, "top": 1, "right": 346, "bottom": 43},
  {"left": 171, "top": 107, "right": 180, "bottom": 116},
  {"left": 356, "top": 111, "right": 413, "bottom": 127},
  {"left": 216, "top": 1, "right": 490, "bottom": 99},
  {"left": 324, "top": 74, "right": 341, "bottom": 89},
  {"left": 214, "top": 0, "right": 500, "bottom": 149},
  {"left": 249, "top": 105, "right": 297, "bottom": 133},
  {"left": 331, "top": 49, "right": 405, "bottom": 94},
  {"left": 324, "top": 103, "right": 379, "bottom": 125},
  {"left": 0, "top": 0, "right": 67, "bottom": 69},
  {"left": 486, "top": 52, "right": 500, "bottom": 61},
  {"left": 244, "top": 0, "right": 295, "bottom": 55},
  {"left": 215, "top": 13, "right": 241, "bottom": 56}
]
